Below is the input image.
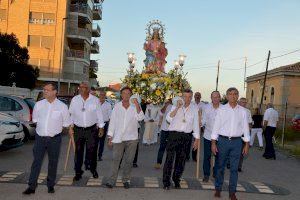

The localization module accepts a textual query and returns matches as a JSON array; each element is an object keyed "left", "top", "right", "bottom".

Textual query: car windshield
[
  {"left": 24, "top": 98, "right": 36, "bottom": 109},
  {"left": 294, "top": 114, "right": 300, "bottom": 120}
]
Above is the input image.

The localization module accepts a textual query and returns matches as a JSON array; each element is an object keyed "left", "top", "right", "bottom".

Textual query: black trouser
[
  {"left": 74, "top": 124, "right": 99, "bottom": 174},
  {"left": 28, "top": 134, "right": 62, "bottom": 190},
  {"left": 157, "top": 130, "right": 169, "bottom": 164},
  {"left": 163, "top": 131, "right": 192, "bottom": 186},
  {"left": 97, "top": 122, "right": 109, "bottom": 159},
  {"left": 263, "top": 126, "right": 276, "bottom": 158}
]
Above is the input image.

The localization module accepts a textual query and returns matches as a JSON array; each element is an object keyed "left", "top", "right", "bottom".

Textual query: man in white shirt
[
  {"left": 69, "top": 82, "right": 105, "bottom": 181},
  {"left": 23, "top": 82, "right": 71, "bottom": 195},
  {"left": 163, "top": 89, "right": 200, "bottom": 190},
  {"left": 211, "top": 87, "right": 250, "bottom": 200},
  {"left": 189, "top": 92, "right": 206, "bottom": 161},
  {"left": 154, "top": 99, "right": 172, "bottom": 169},
  {"left": 263, "top": 103, "right": 279, "bottom": 160},
  {"left": 105, "top": 87, "right": 144, "bottom": 189},
  {"left": 202, "top": 91, "right": 222, "bottom": 182},
  {"left": 97, "top": 90, "right": 112, "bottom": 161},
  {"left": 143, "top": 103, "right": 160, "bottom": 145}
]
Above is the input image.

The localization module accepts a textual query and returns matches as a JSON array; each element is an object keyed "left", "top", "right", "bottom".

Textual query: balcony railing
[
  {"left": 29, "top": 18, "right": 55, "bottom": 25},
  {"left": 90, "top": 60, "right": 99, "bottom": 70},
  {"left": 91, "top": 41, "right": 100, "bottom": 54},
  {"left": 69, "top": 4, "right": 93, "bottom": 22},
  {"left": 67, "top": 27, "right": 92, "bottom": 42},
  {"left": 92, "top": 24, "right": 101, "bottom": 37},
  {"left": 93, "top": 3, "right": 102, "bottom": 20},
  {"left": 65, "top": 49, "right": 90, "bottom": 62}
]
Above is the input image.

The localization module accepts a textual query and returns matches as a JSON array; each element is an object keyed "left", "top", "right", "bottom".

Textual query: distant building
[
  {"left": 246, "top": 62, "right": 300, "bottom": 122},
  {"left": 0, "top": 0, "right": 104, "bottom": 94}
]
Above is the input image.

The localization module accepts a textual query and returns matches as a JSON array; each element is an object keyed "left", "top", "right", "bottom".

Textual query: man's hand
[
  {"left": 107, "top": 137, "right": 113, "bottom": 148},
  {"left": 176, "top": 100, "right": 183, "bottom": 109},
  {"left": 68, "top": 126, "right": 74, "bottom": 137},
  {"left": 98, "top": 128, "right": 104, "bottom": 137},
  {"left": 242, "top": 142, "right": 249, "bottom": 156},
  {"left": 192, "top": 139, "right": 200, "bottom": 151},
  {"left": 211, "top": 140, "right": 218, "bottom": 156}
]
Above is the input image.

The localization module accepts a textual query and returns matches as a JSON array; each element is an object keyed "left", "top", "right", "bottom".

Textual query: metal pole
[
  {"left": 215, "top": 60, "right": 220, "bottom": 91},
  {"left": 243, "top": 57, "right": 247, "bottom": 90},
  {"left": 58, "top": 17, "right": 67, "bottom": 94},
  {"left": 281, "top": 99, "right": 288, "bottom": 148},
  {"left": 259, "top": 51, "right": 271, "bottom": 113}
]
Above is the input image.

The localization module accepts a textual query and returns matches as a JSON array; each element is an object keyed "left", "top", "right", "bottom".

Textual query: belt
[
  {"left": 74, "top": 124, "right": 96, "bottom": 130},
  {"left": 219, "top": 135, "right": 241, "bottom": 140}
]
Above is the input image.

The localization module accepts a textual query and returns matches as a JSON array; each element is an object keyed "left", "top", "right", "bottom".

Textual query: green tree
[
  {"left": 0, "top": 33, "right": 39, "bottom": 89},
  {"left": 221, "top": 94, "right": 228, "bottom": 104},
  {"left": 89, "top": 67, "right": 98, "bottom": 79}
]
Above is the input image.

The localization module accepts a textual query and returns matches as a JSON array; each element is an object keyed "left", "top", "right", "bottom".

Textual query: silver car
[
  {"left": 0, "top": 112, "right": 24, "bottom": 148},
  {"left": 0, "top": 94, "right": 36, "bottom": 141}
]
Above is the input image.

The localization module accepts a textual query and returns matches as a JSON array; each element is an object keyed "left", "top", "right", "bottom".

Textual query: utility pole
[
  {"left": 215, "top": 60, "right": 220, "bottom": 91},
  {"left": 243, "top": 57, "right": 247, "bottom": 90},
  {"left": 259, "top": 50, "right": 271, "bottom": 112}
]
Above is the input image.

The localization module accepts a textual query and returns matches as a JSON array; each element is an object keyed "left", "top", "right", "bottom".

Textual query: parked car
[
  {"left": 292, "top": 114, "right": 300, "bottom": 131},
  {"left": 0, "top": 112, "right": 24, "bottom": 148},
  {"left": 57, "top": 95, "right": 73, "bottom": 107},
  {"left": 0, "top": 94, "right": 36, "bottom": 141}
]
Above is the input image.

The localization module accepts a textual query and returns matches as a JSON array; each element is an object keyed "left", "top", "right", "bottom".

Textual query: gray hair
[
  {"left": 226, "top": 87, "right": 239, "bottom": 95},
  {"left": 80, "top": 81, "right": 91, "bottom": 90}
]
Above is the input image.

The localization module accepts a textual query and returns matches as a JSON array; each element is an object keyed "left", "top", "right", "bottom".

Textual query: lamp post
[
  {"left": 58, "top": 17, "right": 68, "bottom": 94},
  {"left": 177, "top": 54, "right": 186, "bottom": 92},
  {"left": 178, "top": 54, "right": 186, "bottom": 70},
  {"left": 127, "top": 52, "right": 136, "bottom": 70}
]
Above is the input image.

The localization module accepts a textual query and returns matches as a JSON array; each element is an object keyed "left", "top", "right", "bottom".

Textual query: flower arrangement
[{"left": 122, "top": 68, "right": 190, "bottom": 104}]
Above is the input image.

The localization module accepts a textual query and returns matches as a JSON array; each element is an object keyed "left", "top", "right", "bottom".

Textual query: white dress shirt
[
  {"left": 263, "top": 108, "right": 279, "bottom": 128},
  {"left": 166, "top": 104, "right": 200, "bottom": 139},
  {"left": 245, "top": 108, "right": 253, "bottom": 124},
  {"left": 193, "top": 101, "right": 206, "bottom": 113},
  {"left": 100, "top": 101, "right": 112, "bottom": 122},
  {"left": 160, "top": 104, "right": 172, "bottom": 131},
  {"left": 211, "top": 103, "right": 250, "bottom": 142},
  {"left": 202, "top": 103, "right": 223, "bottom": 140},
  {"left": 108, "top": 102, "right": 145, "bottom": 143},
  {"left": 33, "top": 98, "right": 71, "bottom": 137},
  {"left": 69, "top": 94, "right": 105, "bottom": 128},
  {"left": 145, "top": 104, "right": 160, "bottom": 122}
]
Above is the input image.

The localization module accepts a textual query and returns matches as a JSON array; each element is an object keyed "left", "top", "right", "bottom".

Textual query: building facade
[
  {"left": 0, "top": 0, "right": 103, "bottom": 94},
  {"left": 246, "top": 62, "right": 300, "bottom": 122}
]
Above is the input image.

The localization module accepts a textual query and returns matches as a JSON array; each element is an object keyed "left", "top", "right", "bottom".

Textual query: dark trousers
[
  {"left": 97, "top": 122, "right": 109, "bottom": 159},
  {"left": 28, "top": 134, "right": 62, "bottom": 190},
  {"left": 263, "top": 126, "right": 276, "bottom": 158},
  {"left": 238, "top": 141, "right": 245, "bottom": 169},
  {"left": 203, "top": 138, "right": 217, "bottom": 177},
  {"left": 133, "top": 143, "right": 139, "bottom": 164},
  {"left": 163, "top": 131, "right": 192, "bottom": 186},
  {"left": 74, "top": 125, "right": 99, "bottom": 174},
  {"left": 156, "top": 130, "right": 169, "bottom": 164},
  {"left": 215, "top": 136, "right": 242, "bottom": 193}
]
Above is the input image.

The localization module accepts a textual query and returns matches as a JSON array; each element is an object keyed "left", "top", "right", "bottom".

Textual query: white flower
[{"left": 150, "top": 83, "right": 156, "bottom": 90}]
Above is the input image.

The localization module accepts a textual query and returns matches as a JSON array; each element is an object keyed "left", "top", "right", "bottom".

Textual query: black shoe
[
  {"left": 22, "top": 188, "right": 35, "bottom": 195},
  {"left": 123, "top": 182, "right": 130, "bottom": 189},
  {"left": 202, "top": 176, "right": 209, "bottom": 182},
  {"left": 98, "top": 157, "right": 103, "bottom": 161},
  {"left": 133, "top": 163, "right": 138, "bottom": 168},
  {"left": 73, "top": 172, "right": 83, "bottom": 181},
  {"left": 174, "top": 182, "right": 181, "bottom": 189},
  {"left": 163, "top": 185, "right": 170, "bottom": 190},
  {"left": 91, "top": 170, "right": 99, "bottom": 178},
  {"left": 238, "top": 168, "right": 242, "bottom": 172},
  {"left": 48, "top": 187, "right": 55, "bottom": 193},
  {"left": 105, "top": 183, "right": 113, "bottom": 188},
  {"left": 227, "top": 163, "right": 230, "bottom": 169}
]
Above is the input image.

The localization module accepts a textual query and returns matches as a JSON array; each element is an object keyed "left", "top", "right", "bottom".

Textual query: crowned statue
[{"left": 143, "top": 21, "right": 168, "bottom": 73}]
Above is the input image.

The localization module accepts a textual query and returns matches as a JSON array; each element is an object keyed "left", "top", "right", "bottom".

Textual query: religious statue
[{"left": 143, "top": 20, "right": 168, "bottom": 73}]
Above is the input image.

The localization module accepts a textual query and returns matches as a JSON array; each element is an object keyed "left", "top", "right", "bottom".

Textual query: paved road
[{"left": 0, "top": 133, "right": 299, "bottom": 200}]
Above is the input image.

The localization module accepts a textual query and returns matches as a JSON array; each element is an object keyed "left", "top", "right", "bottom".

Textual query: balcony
[
  {"left": 90, "top": 60, "right": 99, "bottom": 71},
  {"left": 69, "top": 4, "right": 93, "bottom": 24},
  {"left": 92, "top": 24, "right": 101, "bottom": 37},
  {"left": 91, "top": 41, "right": 100, "bottom": 54},
  {"left": 67, "top": 26, "right": 92, "bottom": 44},
  {"left": 65, "top": 49, "right": 90, "bottom": 65},
  {"left": 62, "top": 60, "right": 89, "bottom": 82},
  {"left": 93, "top": 4, "right": 102, "bottom": 20}
]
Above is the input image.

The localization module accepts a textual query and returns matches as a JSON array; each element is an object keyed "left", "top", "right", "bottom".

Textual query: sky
[{"left": 92, "top": 0, "right": 300, "bottom": 101}]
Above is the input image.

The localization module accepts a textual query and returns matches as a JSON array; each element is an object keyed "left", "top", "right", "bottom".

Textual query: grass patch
[{"left": 275, "top": 127, "right": 300, "bottom": 142}]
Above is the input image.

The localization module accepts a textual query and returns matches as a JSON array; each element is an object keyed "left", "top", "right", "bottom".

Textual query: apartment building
[{"left": 0, "top": 0, "right": 103, "bottom": 94}]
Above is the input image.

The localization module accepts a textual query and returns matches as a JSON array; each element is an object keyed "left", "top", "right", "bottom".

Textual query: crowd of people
[{"left": 22, "top": 81, "right": 279, "bottom": 200}]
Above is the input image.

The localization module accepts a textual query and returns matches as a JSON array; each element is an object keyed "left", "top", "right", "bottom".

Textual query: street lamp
[
  {"left": 174, "top": 60, "right": 180, "bottom": 70},
  {"left": 178, "top": 54, "right": 186, "bottom": 69},
  {"left": 127, "top": 52, "right": 135, "bottom": 70}
]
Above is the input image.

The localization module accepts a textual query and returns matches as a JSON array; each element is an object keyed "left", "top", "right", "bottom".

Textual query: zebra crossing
[{"left": 0, "top": 171, "right": 289, "bottom": 196}]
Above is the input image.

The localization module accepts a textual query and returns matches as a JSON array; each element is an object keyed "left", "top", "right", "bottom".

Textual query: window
[
  {"left": 251, "top": 90, "right": 254, "bottom": 104},
  {"left": 0, "top": 97, "right": 15, "bottom": 111},
  {"left": 14, "top": 101, "right": 23, "bottom": 111},
  {"left": 40, "top": 59, "right": 52, "bottom": 70},
  {"left": 29, "top": 12, "right": 55, "bottom": 25},
  {"left": 41, "top": 36, "right": 54, "bottom": 48},
  {"left": 29, "top": 58, "right": 39, "bottom": 67},
  {"left": 28, "top": 35, "right": 41, "bottom": 47},
  {"left": 0, "top": 9, "right": 7, "bottom": 21},
  {"left": 43, "top": 13, "right": 55, "bottom": 24},
  {"left": 270, "top": 87, "right": 275, "bottom": 103}
]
